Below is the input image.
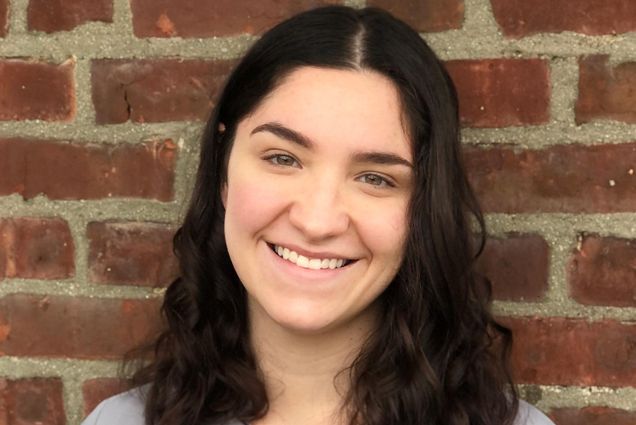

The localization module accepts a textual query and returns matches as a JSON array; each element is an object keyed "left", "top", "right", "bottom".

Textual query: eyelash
[{"left": 263, "top": 153, "right": 396, "bottom": 188}]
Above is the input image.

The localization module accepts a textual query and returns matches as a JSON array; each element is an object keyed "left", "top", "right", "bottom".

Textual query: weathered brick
[
  {"left": 88, "top": 221, "right": 178, "bottom": 287},
  {"left": 0, "top": 0, "right": 8, "bottom": 37},
  {"left": 576, "top": 55, "right": 636, "bottom": 125},
  {"left": 505, "top": 317, "right": 636, "bottom": 387},
  {"left": 0, "top": 294, "right": 162, "bottom": 359},
  {"left": 28, "top": 0, "right": 113, "bottom": 33},
  {"left": 130, "top": 0, "right": 338, "bottom": 38},
  {"left": 490, "top": 0, "right": 636, "bottom": 38},
  {"left": 0, "top": 138, "right": 176, "bottom": 201},
  {"left": 465, "top": 143, "right": 636, "bottom": 213},
  {"left": 91, "top": 59, "right": 234, "bottom": 124},
  {"left": 82, "top": 378, "right": 131, "bottom": 415},
  {"left": 0, "top": 59, "right": 75, "bottom": 121},
  {"left": 568, "top": 235, "right": 636, "bottom": 307},
  {"left": 367, "top": 0, "right": 464, "bottom": 32},
  {"left": 445, "top": 59, "right": 550, "bottom": 128},
  {"left": 0, "top": 378, "right": 65, "bottom": 425},
  {"left": 0, "top": 217, "right": 74, "bottom": 280},
  {"left": 475, "top": 233, "right": 549, "bottom": 301},
  {"left": 550, "top": 407, "right": 636, "bottom": 425}
]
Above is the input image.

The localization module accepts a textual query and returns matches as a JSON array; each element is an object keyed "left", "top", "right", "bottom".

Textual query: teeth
[{"left": 272, "top": 244, "right": 350, "bottom": 270}]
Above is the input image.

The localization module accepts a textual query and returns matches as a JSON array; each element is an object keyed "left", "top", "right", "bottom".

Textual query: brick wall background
[{"left": 0, "top": 0, "right": 634, "bottom": 424}]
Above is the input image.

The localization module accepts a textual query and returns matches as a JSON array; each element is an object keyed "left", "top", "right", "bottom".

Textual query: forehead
[{"left": 242, "top": 66, "right": 412, "bottom": 158}]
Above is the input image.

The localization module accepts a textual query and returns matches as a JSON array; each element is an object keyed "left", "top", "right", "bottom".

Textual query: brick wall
[{"left": 0, "top": 0, "right": 634, "bottom": 424}]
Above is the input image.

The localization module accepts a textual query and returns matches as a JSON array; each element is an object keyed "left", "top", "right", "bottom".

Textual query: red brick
[
  {"left": 91, "top": 59, "right": 234, "bottom": 124},
  {"left": 367, "top": 0, "right": 464, "bottom": 32},
  {"left": 0, "top": 378, "right": 65, "bottom": 425},
  {"left": 465, "top": 143, "right": 636, "bottom": 213},
  {"left": 28, "top": 0, "right": 113, "bottom": 33},
  {"left": 0, "top": 59, "right": 75, "bottom": 121},
  {"left": 550, "top": 407, "right": 636, "bottom": 425},
  {"left": 0, "top": 138, "right": 176, "bottom": 201},
  {"left": 88, "top": 221, "right": 178, "bottom": 287},
  {"left": 130, "top": 0, "right": 338, "bottom": 38},
  {"left": 475, "top": 233, "right": 549, "bottom": 301},
  {"left": 0, "top": 0, "right": 8, "bottom": 37},
  {"left": 576, "top": 55, "right": 636, "bottom": 125},
  {"left": 0, "top": 217, "right": 74, "bottom": 280},
  {"left": 82, "top": 378, "right": 131, "bottom": 415},
  {"left": 568, "top": 235, "right": 636, "bottom": 307},
  {"left": 505, "top": 317, "right": 636, "bottom": 387},
  {"left": 490, "top": 0, "right": 636, "bottom": 38},
  {"left": 0, "top": 294, "right": 162, "bottom": 359},
  {"left": 446, "top": 59, "right": 550, "bottom": 128}
]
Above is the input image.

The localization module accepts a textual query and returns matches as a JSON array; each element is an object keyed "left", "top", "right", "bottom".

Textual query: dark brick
[
  {"left": 0, "top": 138, "right": 176, "bottom": 201},
  {"left": 28, "top": 0, "right": 113, "bottom": 33},
  {"left": 130, "top": 0, "right": 339, "bottom": 38},
  {"left": 576, "top": 55, "right": 636, "bottom": 125},
  {"left": 88, "top": 221, "right": 178, "bottom": 287},
  {"left": 0, "top": 378, "right": 65, "bottom": 425},
  {"left": 367, "top": 0, "right": 464, "bottom": 32},
  {"left": 550, "top": 407, "right": 636, "bottom": 425},
  {"left": 475, "top": 233, "right": 549, "bottom": 301},
  {"left": 568, "top": 235, "right": 636, "bottom": 307},
  {"left": 0, "top": 0, "right": 8, "bottom": 37},
  {"left": 0, "top": 294, "right": 162, "bottom": 359},
  {"left": 465, "top": 143, "right": 636, "bottom": 213},
  {"left": 0, "top": 217, "right": 75, "bottom": 280},
  {"left": 0, "top": 59, "right": 75, "bottom": 121},
  {"left": 490, "top": 0, "right": 636, "bottom": 38},
  {"left": 446, "top": 59, "right": 550, "bottom": 128},
  {"left": 91, "top": 59, "right": 234, "bottom": 123},
  {"left": 505, "top": 317, "right": 636, "bottom": 387}
]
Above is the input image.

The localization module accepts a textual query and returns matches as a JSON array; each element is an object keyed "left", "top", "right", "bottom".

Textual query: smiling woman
[{"left": 82, "top": 5, "right": 554, "bottom": 425}]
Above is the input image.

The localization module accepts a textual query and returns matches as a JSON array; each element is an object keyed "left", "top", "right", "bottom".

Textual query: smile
[{"left": 268, "top": 243, "right": 354, "bottom": 270}]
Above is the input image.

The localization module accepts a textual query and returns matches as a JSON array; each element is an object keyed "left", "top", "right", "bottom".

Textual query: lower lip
[{"left": 264, "top": 242, "right": 354, "bottom": 281}]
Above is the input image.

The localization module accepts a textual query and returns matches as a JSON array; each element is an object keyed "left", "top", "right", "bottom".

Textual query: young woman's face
[{"left": 223, "top": 67, "right": 413, "bottom": 335}]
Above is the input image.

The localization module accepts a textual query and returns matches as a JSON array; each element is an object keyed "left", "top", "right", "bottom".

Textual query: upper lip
[{"left": 267, "top": 241, "right": 355, "bottom": 260}]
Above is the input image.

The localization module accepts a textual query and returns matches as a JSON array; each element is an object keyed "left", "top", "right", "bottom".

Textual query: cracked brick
[{"left": 91, "top": 59, "right": 234, "bottom": 123}]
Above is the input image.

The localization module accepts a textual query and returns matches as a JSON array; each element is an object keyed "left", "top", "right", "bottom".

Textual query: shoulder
[
  {"left": 81, "top": 388, "right": 146, "bottom": 425},
  {"left": 514, "top": 400, "right": 556, "bottom": 425}
]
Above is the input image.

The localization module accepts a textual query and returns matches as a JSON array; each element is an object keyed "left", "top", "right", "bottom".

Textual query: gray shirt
[{"left": 82, "top": 389, "right": 556, "bottom": 425}]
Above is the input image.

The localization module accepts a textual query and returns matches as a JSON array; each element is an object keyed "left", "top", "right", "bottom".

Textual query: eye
[
  {"left": 264, "top": 153, "right": 300, "bottom": 168},
  {"left": 358, "top": 173, "right": 394, "bottom": 188}
]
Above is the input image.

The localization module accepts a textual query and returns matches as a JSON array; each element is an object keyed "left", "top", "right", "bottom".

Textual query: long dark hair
[{"left": 131, "top": 6, "right": 518, "bottom": 425}]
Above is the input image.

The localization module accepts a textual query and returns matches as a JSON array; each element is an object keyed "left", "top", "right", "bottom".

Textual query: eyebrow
[{"left": 250, "top": 122, "right": 413, "bottom": 168}]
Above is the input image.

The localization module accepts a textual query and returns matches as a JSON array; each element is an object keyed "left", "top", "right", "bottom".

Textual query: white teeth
[
  {"left": 308, "top": 258, "right": 322, "bottom": 270},
  {"left": 272, "top": 244, "right": 350, "bottom": 270},
  {"left": 297, "top": 255, "right": 309, "bottom": 268}
]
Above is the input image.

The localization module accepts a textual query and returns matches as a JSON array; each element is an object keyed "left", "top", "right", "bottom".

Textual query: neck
[{"left": 248, "top": 301, "right": 378, "bottom": 425}]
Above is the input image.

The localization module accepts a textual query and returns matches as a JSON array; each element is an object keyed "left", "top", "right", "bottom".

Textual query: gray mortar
[{"left": 1, "top": 0, "right": 636, "bottom": 420}]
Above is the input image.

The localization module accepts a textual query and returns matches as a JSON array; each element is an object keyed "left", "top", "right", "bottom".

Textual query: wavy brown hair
[{"left": 130, "top": 6, "right": 518, "bottom": 425}]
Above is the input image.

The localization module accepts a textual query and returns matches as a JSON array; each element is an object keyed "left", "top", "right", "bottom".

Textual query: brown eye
[
  {"left": 265, "top": 153, "right": 300, "bottom": 167},
  {"left": 359, "top": 173, "right": 393, "bottom": 188}
]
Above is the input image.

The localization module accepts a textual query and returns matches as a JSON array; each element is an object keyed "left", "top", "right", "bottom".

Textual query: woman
[{"left": 83, "top": 6, "right": 555, "bottom": 425}]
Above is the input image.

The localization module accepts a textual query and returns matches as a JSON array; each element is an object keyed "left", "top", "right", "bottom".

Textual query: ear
[{"left": 221, "top": 181, "right": 228, "bottom": 209}]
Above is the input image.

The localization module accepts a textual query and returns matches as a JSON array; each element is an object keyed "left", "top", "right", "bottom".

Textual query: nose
[{"left": 288, "top": 178, "right": 350, "bottom": 240}]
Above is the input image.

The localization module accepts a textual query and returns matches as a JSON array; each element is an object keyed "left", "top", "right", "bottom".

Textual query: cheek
[
  {"left": 225, "top": 175, "right": 289, "bottom": 232},
  {"left": 356, "top": 200, "right": 409, "bottom": 259}
]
